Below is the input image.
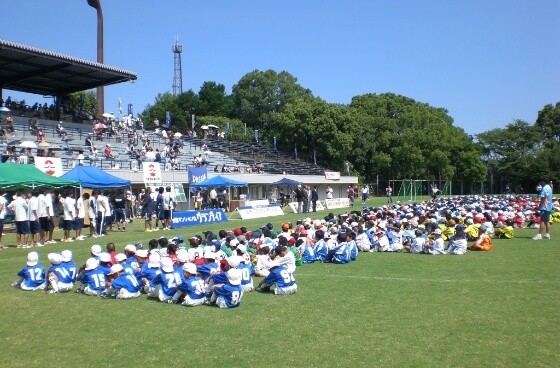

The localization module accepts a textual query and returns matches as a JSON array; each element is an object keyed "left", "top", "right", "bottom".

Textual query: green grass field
[{"left": 0, "top": 197, "right": 558, "bottom": 367}]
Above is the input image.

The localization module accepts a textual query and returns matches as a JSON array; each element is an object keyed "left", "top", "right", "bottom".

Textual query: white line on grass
[{"left": 299, "top": 273, "right": 558, "bottom": 284}]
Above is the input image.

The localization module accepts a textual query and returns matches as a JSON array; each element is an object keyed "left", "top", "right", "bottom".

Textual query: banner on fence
[
  {"left": 172, "top": 208, "right": 228, "bottom": 228},
  {"left": 237, "top": 203, "right": 284, "bottom": 220},
  {"left": 34, "top": 157, "right": 63, "bottom": 177},
  {"left": 142, "top": 162, "right": 162, "bottom": 183},
  {"left": 324, "top": 198, "right": 351, "bottom": 209},
  {"left": 145, "top": 182, "right": 187, "bottom": 202}
]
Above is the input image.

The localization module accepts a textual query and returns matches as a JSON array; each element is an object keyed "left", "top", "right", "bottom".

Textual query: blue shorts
[
  {"left": 16, "top": 221, "right": 30, "bottom": 235},
  {"left": 63, "top": 220, "right": 75, "bottom": 231},
  {"left": 541, "top": 211, "right": 552, "bottom": 223},
  {"left": 39, "top": 217, "right": 54, "bottom": 231},
  {"left": 114, "top": 208, "right": 126, "bottom": 223},
  {"left": 163, "top": 210, "right": 171, "bottom": 220},
  {"left": 29, "top": 220, "right": 41, "bottom": 234},
  {"left": 74, "top": 218, "right": 84, "bottom": 230},
  {"left": 0, "top": 219, "right": 4, "bottom": 235},
  {"left": 144, "top": 212, "right": 153, "bottom": 221}
]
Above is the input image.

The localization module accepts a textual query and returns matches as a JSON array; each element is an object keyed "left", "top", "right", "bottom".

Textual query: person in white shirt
[
  {"left": 28, "top": 191, "right": 40, "bottom": 247},
  {"left": 361, "top": 185, "right": 369, "bottom": 204},
  {"left": 209, "top": 187, "right": 218, "bottom": 209},
  {"left": 424, "top": 228, "right": 446, "bottom": 255},
  {"left": 75, "top": 193, "right": 86, "bottom": 240},
  {"left": 326, "top": 186, "right": 333, "bottom": 200},
  {"left": 8, "top": 192, "right": 30, "bottom": 248},
  {"left": 62, "top": 191, "right": 76, "bottom": 242},
  {"left": 38, "top": 189, "right": 56, "bottom": 244},
  {"left": 161, "top": 186, "right": 174, "bottom": 230},
  {"left": 405, "top": 230, "right": 426, "bottom": 254},
  {"left": 87, "top": 192, "right": 98, "bottom": 238},
  {"left": 97, "top": 191, "right": 111, "bottom": 236},
  {"left": 0, "top": 189, "right": 7, "bottom": 249}
]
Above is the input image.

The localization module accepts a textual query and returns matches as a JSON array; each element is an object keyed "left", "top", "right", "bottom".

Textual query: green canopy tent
[{"left": 0, "top": 163, "right": 79, "bottom": 190}]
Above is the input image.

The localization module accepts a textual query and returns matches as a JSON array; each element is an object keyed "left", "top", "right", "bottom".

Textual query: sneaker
[
  {"left": 544, "top": 233, "right": 550, "bottom": 239},
  {"left": 153, "top": 228, "right": 159, "bottom": 231},
  {"left": 47, "top": 290, "right": 58, "bottom": 294},
  {"left": 532, "top": 234, "right": 542, "bottom": 240},
  {"left": 49, "top": 240, "right": 57, "bottom": 244},
  {"left": 122, "top": 228, "right": 126, "bottom": 232},
  {"left": 17, "top": 244, "right": 23, "bottom": 248},
  {"left": 11, "top": 282, "right": 19, "bottom": 288},
  {"left": 92, "top": 234, "right": 99, "bottom": 238},
  {"left": 145, "top": 229, "right": 152, "bottom": 232},
  {"left": 37, "top": 242, "right": 45, "bottom": 247},
  {"left": 0, "top": 245, "right": 6, "bottom": 250},
  {"left": 66, "top": 238, "right": 74, "bottom": 243}
]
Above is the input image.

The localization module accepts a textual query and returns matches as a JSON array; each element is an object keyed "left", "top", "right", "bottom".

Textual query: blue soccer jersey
[
  {"left": 174, "top": 265, "right": 186, "bottom": 283},
  {"left": 237, "top": 262, "right": 255, "bottom": 286},
  {"left": 18, "top": 265, "right": 46, "bottom": 288},
  {"left": 140, "top": 263, "right": 160, "bottom": 283},
  {"left": 313, "top": 239, "right": 328, "bottom": 261},
  {"left": 60, "top": 261, "right": 78, "bottom": 283},
  {"left": 150, "top": 271, "right": 182, "bottom": 297},
  {"left": 348, "top": 240, "right": 358, "bottom": 261},
  {"left": 126, "top": 257, "right": 139, "bottom": 269},
  {"left": 177, "top": 275, "right": 206, "bottom": 300},
  {"left": 81, "top": 269, "right": 107, "bottom": 291},
  {"left": 213, "top": 283, "right": 243, "bottom": 308},
  {"left": 112, "top": 273, "right": 141, "bottom": 293},
  {"left": 299, "top": 243, "right": 316, "bottom": 263},
  {"left": 123, "top": 263, "right": 137, "bottom": 277},
  {"left": 48, "top": 265, "right": 74, "bottom": 284},
  {"left": 98, "top": 264, "right": 112, "bottom": 276},
  {"left": 265, "top": 265, "right": 296, "bottom": 288},
  {"left": 332, "top": 243, "right": 350, "bottom": 264},
  {"left": 211, "top": 271, "right": 229, "bottom": 285},
  {"left": 197, "top": 263, "right": 219, "bottom": 280}
]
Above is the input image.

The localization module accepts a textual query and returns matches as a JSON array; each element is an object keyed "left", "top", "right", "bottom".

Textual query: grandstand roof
[{"left": 0, "top": 39, "right": 137, "bottom": 96}]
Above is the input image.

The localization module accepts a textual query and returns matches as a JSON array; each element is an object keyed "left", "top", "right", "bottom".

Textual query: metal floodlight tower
[
  {"left": 87, "top": 0, "right": 104, "bottom": 117},
  {"left": 172, "top": 35, "right": 183, "bottom": 96}
]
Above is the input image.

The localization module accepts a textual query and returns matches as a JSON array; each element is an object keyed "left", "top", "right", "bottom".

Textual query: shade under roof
[{"left": 0, "top": 39, "right": 137, "bottom": 96}]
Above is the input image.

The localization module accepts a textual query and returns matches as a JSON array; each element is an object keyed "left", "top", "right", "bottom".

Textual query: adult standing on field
[
  {"left": 386, "top": 186, "right": 393, "bottom": 203},
  {"left": 533, "top": 176, "right": 553, "bottom": 240}
]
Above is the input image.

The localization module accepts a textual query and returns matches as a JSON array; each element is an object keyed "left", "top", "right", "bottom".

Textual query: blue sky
[{"left": 2, "top": 0, "right": 558, "bottom": 135}]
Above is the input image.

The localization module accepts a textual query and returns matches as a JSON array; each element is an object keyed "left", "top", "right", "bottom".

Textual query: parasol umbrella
[
  {"left": 174, "top": 132, "right": 182, "bottom": 138},
  {"left": 38, "top": 141, "right": 51, "bottom": 147},
  {"left": 20, "top": 141, "right": 37, "bottom": 148},
  {"left": 94, "top": 123, "right": 107, "bottom": 130},
  {"left": 200, "top": 125, "right": 209, "bottom": 130},
  {"left": 102, "top": 113, "right": 114, "bottom": 118},
  {"left": 208, "top": 124, "right": 220, "bottom": 129},
  {"left": 0, "top": 106, "right": 10, "bottom": 112}
]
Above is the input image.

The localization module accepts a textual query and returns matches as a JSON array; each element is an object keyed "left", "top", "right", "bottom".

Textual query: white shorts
[
  {"left": 57, "top": 282, "right": 74, "bottom": 292},
  {"left": 216, "top": 296, "right": 230, "bottom": 308},
  {"left": 275, "top": 284, "right": 297, "bottom": 295},
  {"left": 84, "top": 286, "right": 103, "bottom": 296},
  {"left": 144, "top": 284, "right": 158, "bottom": 298},
  {"left": 116, "top": 289, "right": 140, "bottom": 299},
  {"left": 21, "top": 282, "right": 46, "bottom": 291},
  {"left": 181, "top": 296, "right": 206, "bottom": 307},
  {"left": 157, "top": 286, "right": 173, "bottom": 302},
  {"left": 241, "top": 283, "right": 254, "bottom": 293}
]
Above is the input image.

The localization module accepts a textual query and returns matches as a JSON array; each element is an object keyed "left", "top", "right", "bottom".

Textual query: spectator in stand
[
  {"left": 104, "top": 144, "right": 114, "bottom": 159},
  {"left": 85, "top": 134, "right": 94, "bottom": 148},
  {"left": 56, "top": 122, "right": 67, "bottom": 138},
  {"left": 233, "top": 162, "right": 240, "bottom": 172},
  {"left": 6, "top": 113, "right": 15, "bottom": 137},
  {"left": 36, "top": 128, "right": 45, "bottom": 143},
  {"left": 0, "top": 127, "right": 7, "bottom": 143}
]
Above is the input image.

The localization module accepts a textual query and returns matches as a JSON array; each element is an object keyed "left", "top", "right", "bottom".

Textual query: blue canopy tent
[
  {"left": 191, "top": 175, "right": 248, "bottom": 188},
  {"left": 190, "top": 175, "right": 248, "bottom": 209},
  {"left": 266, "top": 177, "right": 302, "bottom": 206},
  {"left": 266, "top": 177, "right": 302, "bottom": 186},
  {"left": 61, "top": 166, "right": 131, "bottom": 189}
]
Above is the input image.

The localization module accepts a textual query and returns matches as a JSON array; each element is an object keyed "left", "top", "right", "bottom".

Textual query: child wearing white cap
[
  {"left": 149, "top": 257, "right": 182, "bottom": 302},
  {"left": 140, "top": 253, "right": 161, "bottom": 296},
  {"left": 170, "top": 263, "right": 206, "bottom": 306},
  {"left": 60, "top": 250, "right": 78, "bottom": 285},
  {"left": 11, "top": 252, "right": 46, "bottom": 291},
  {"left": 76, "top": 258, "right": 106, "bottom": 296},
  {"left": 209, "top": 268, "right": 243, "bottom": 308},
  {"left": 256, "top": 261, "right": 297, "bottom": 295},
  {"left": 236, "top": 244, "right": 255, "bottom": 292},
  {"left": 46, "top": 253, "right": 75, "bottom": 294},
  {"left": 102, "top": 264, "right": 141, "bottom": 299},
  {"left": 424, "top": 228, "right": 446, "bottom": 255}
]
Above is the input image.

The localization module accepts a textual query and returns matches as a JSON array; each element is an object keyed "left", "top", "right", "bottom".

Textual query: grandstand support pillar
[
  {"left": 55, "top": 95, "right": 61, "bottom": 121},
  {"left": 87, "top": 0, "right": 104, "bottom": 117}
]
